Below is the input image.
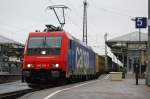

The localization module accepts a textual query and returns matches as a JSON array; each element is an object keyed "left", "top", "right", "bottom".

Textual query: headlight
[
  {"left": 55, "top": 64, "right": 59, "bottom": 68},
  {"left": 53, "top": 64, "right": 59, "bottom": 68},
  {"left": 41, "top": 51, "right": 46, "bottom": 55},
  {"left": 27, "top": 64, "right": 33, "bottom": 68}
]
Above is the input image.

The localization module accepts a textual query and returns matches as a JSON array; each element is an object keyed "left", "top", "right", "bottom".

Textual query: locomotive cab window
[
  {"left": 28, "top": 37, "right": 44, "bottom": 48},
  {"left": 45, "top": 37, "right": 62, "bottom": 55},
  {"left": 27, "top": 36, "right": 62, "bottom": 55},
  {"left": 46, "top": 37, "right": 62, "bottom": 48}
]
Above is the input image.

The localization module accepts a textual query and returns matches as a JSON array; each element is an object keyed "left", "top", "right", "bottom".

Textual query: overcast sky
[{"left": 0, "top": 0, "right": 148, "bottom": 55}]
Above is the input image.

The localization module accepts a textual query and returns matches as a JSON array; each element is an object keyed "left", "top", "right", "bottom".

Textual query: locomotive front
[{"left": 22, "top": 32, "right": 68, "bottom": 84}]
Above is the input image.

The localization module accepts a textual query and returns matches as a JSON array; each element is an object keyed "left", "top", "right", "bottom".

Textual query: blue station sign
[{"left": 135, "top": 17, "right": 147, "bottom": 28}]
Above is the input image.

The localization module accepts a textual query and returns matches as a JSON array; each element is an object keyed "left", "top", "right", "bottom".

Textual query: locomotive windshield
[
  {"left": 28, "top": 37, "right": 44, "bottom": 48},
  {"left": 27, "top": 36, "right": 62, "bottom": 55}
]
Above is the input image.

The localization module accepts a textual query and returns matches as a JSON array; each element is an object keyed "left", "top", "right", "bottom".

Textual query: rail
[{"left": 0, "top": 89, "right": 37, "bottom": 99}]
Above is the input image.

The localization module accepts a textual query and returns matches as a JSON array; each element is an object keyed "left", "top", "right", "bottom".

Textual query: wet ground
[{"left": 18, "top": 74, "right": 150, "bottom": 99}]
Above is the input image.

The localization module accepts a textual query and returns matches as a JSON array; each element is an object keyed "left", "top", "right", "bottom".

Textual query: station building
[
  {"left": 106, "top": 31, "right": 147, "bottom": 75},
  {"left": 0, "top": 35, "right": 24, "bottom": 75}
]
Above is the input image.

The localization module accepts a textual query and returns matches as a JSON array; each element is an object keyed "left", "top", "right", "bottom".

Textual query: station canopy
[
  {"left": 0, "top": 35, "right": 24, "bottom": 57},
  {"left": 0, "top": 35, "right": 23, "bottom": 45},
  {"left": 106, "top": 31, "right": 147, "bottom": 63},
  {"left": 108, "top": 31, "right": 147, "bottom": 42}
]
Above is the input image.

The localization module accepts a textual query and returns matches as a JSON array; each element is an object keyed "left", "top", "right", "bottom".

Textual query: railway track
[
  {"left": 0, "top": 83, "right": 63, "bottom": 99},
  {"left": 0, "top": 89, "right": 37, "bottom": 99},
  {"left": 0, "top": 75, "right": 102, "bottom": 99}
]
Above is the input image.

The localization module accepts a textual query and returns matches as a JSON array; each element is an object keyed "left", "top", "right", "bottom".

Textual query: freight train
[
  {"left": 95, "top": 54, "right": 105, "bottom": 75},
  {"left": 22, "top": 25, "right": 107, "bottom": 86}
]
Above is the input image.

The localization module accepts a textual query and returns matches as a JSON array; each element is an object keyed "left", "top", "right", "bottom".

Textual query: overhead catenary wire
[
  {"left": 0, "top": 1, "right": 63, "bottom": 35},
  {"left": 66, "top": 15, "right": 82, "bottom": 32},
  {"left": 49, "top": 0, "right": 96, "bottom": 36},
  {"left": 48, "top": 0, "right": 83, "bottom": 38},
  {"left": 65, "top": 0, "right": 134, "bottom": 44},
  {"left": 1, "top": 0, "right": 136, "bottom": 52},
  {"left": 0, "top": 0, "right": 137, "bottom": 34},
  {"left": 65, "top": 0, "right": 106, "bottom": 50},
  {"left": 65, "top": 0, "right": 82, "bottom": 18},
  {"left": 65, "top": 0, "right": 134, "bottom": 35},
  {"left": 90, "top": 5, "right": 133, "bottom": 18}
]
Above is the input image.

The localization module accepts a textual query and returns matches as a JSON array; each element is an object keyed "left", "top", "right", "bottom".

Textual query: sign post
[
  {"left": 136, "top": 17, "right": 147, "bottom": 78},
  {"left": 147, "top": 0, "right": 150, "bottom": 86},
  {"left": 133, "top": 17, "right": 147, "bottom": 84},
  {"left": 135, "top": 17, "right": 147, "bottom": 28}
]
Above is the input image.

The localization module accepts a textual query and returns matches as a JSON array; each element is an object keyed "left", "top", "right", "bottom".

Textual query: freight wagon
[
  {"left": 95, "top": 54, "right": 105, "bottom": 76},
  {"left": 22, "top": 27, "right": 96, "bottom": 86}
]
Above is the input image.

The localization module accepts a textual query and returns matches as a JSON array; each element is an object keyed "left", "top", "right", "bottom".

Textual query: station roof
[
  {"left": 106, "top": 31, "right": 147, "bottom": 48},
  {"left": 0, "top": 35, "right": 23, "bottom": 46},
  {"left": 106, "top": 31, "right": 147, "bottom": 64},
  {"left": 108, "top": 31, "right": 147, "bottom": 42}
]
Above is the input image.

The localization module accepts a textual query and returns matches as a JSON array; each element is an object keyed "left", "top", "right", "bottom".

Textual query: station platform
[
  {"left": 0, "top": 80, "right": 30, "bottom": 95},
  {"left": 1, "top": 73, "right": 150, "bottom": 99},
  {"left": 95, "top": 75, "right": 150, "bottom": 99},
  {"left": 18, "top": 73, "right": 150, "bottom": 99},
  {"left": 42, "top": 73, "right": 150, "bottom": 99}
]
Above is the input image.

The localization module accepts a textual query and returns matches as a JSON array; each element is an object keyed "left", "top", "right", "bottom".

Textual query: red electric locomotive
[{"left": 22, "top": 25, "right": 96, "bottom": 86}]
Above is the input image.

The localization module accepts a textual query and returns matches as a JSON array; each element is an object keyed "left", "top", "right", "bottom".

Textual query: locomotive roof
[
  {"left": 66, "top": 33, "right": 94, "bottom": 51},
  {"left": 61, "top": 32, "right": 94, "bottom": 51},
  {"left": 29, "top": 31, "right": 94, "bottom": 52}
]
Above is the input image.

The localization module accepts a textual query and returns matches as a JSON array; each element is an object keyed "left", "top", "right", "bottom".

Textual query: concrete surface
[
  {"left": 19, "top": 74, "right": 150, "bottom": 99},
  {"left": 0, "top": 75, "right": 21, "bottom": 84},
  {"left": 0, "top": 80, "right": 30, "bottom": 94}
]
